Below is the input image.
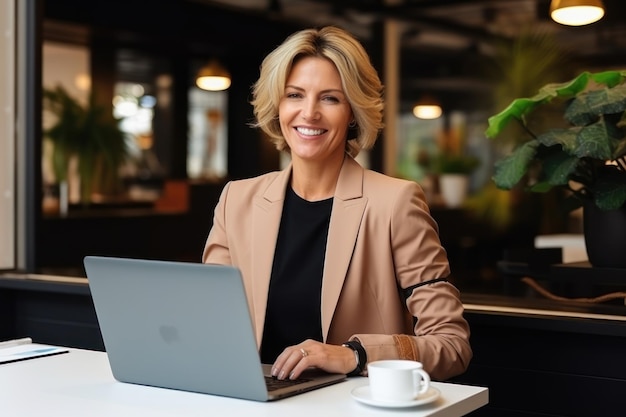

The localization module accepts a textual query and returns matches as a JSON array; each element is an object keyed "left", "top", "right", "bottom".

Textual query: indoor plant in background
[
  {"left": 485, "top": 69, "right": 626, "bottom": 268},
  {"left": 43, "top": 85, "right": 129, "bottom": 209},
  {"left": 428, "top": 122, "right": 481, "bottom": 208},
  {"left": 465, "top": 29, "right": 572, "bottom": 236},
  {"left": 432, "top": 152, "right": 481, "bottom": 208}
]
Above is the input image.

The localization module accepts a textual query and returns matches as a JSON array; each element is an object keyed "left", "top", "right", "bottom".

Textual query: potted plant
[
  {"left": 43, "top": 85, "right": 129, "bottom": 206},
  {"left": 485, "top": 69, "right": 626, "bottom": 267},
  {"left": 431, "top": 153, "right": 481, "bottom": 176},
  {"left": 430, "top": 152, "right": 481, "bottom": 208}
]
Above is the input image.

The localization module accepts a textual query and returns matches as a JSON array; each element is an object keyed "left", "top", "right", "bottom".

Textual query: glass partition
[{"left": 0, "top": 0, "right": 15, "bottom": 269}]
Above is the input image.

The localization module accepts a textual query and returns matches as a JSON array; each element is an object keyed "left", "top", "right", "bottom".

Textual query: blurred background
[{"left": 5, "top": 0, "right": 626, "bottom": 291}]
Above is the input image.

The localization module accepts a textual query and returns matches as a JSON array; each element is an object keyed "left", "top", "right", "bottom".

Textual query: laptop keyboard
[{"left": 265, "top": 375, "right": 312, "bottom": 391}]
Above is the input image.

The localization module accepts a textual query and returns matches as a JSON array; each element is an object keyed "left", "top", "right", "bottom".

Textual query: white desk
[{"left": 1, "top": 347, "right": 488, "bottom": 417}]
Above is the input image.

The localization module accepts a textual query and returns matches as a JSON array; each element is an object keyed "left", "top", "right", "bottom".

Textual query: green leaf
[
  {"left": 590, "top": 70, "right": 626, "bottom": 88},
  {"left": 594, "top": 180, "right": 626, "bottom": 210},
  {"left": 485, "top": 70, "right": 626, "bottom": 139},
  {"left": 541, "top": 152, "right": 579, "bottom": 186},
  {"left": 528, "top": 181, "right": 553, "bottom": 193},
  {"left": 536, "top": 127, "right": 578, "bottom": 152},
  {"left": 574, "top": 119, "right": 619, "bottom": 160},
  {"left": 432, "top": 153, "right": 481, "bottom": 174},
  {"left": 485, "top": 98, "right": 538, "bottom": 138},
  {"left": 566, "top": 83, "right": 626, "bottom": 126},
  {"left": 535, "top": 71, "right": 592, "bottom": 99},
  {"left": 492, "top": 141, "right": 538, "bottom": 189}
]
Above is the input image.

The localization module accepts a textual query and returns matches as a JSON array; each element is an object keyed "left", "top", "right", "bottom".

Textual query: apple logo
[{"left": 158, "top": 325, "right": 179, "bottom": 343}]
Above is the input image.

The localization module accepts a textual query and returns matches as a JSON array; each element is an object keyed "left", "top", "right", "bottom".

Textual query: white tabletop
[{"left": 0, "top": 347, "right": 488, "bottom": 417}]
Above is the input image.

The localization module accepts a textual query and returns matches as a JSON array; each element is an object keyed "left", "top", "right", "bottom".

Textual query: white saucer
[{"left": 351, "top": 385, "right": 441, "bottom": 408}]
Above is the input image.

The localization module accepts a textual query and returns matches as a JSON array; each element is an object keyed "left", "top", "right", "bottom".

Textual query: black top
[{"left": 260, "top": 186, "right": 332, "bottom": 363}]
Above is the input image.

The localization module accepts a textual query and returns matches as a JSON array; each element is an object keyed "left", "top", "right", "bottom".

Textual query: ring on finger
[{"left": 300, "top": 348, "right": 308, "bottom": 358}]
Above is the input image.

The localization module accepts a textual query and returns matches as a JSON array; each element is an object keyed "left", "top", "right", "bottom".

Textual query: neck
[{"left": 290, "top": 154, "right": 345, "bottom": 201}]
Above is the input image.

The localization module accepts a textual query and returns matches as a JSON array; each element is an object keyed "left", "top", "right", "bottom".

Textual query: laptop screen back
[{"left": 85, "top": 256, "right": 271, "bottom": 401}]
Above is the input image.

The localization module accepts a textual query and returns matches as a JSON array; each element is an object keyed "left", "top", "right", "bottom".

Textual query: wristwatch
[{"left": 342, "top": 340, "right": 367, "bottom": 376}]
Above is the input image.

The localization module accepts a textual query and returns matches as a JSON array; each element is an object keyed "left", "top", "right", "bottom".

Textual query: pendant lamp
[
  {"left": 412, "top": 95, "right": 442, "bottom": 120},
  {"left": 196, "top": 59, "right": 231, "bottom": 91},
  {"left": 550, "top": 0, "right": 605, "bottom": 26}
]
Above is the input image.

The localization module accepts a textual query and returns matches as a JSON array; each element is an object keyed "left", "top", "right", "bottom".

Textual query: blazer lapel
[
  {"left": 250, "top": 166, "right": 291, "bottom": 345},
  {"left": 321, "top": 157, "right": 367, "bottom": 340}
]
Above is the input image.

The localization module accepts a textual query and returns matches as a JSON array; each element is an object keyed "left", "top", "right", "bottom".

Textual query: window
[{"left": 187, "top": 88, "right": 228, "bottom": 181}]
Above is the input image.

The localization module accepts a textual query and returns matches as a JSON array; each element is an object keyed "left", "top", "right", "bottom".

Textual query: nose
[{"left": 301, "top": 98, "right": 320, "bottom": 121}]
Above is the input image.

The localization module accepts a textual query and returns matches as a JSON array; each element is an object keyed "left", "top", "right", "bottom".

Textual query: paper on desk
[{"left": 0, "top": 343, "right": 69, "bottom": 364}]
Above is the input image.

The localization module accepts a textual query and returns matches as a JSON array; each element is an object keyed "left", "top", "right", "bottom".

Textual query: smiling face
[{"left": 278, "top": 56, "right": 353, "bottom": 166}]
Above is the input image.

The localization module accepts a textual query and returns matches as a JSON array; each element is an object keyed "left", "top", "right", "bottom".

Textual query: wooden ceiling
[
  {"left": 44, "top": 0, "right": 626, "bottom": 113},
  {"left": 190, "top": 0, "right": 626, "bottom": 113}
]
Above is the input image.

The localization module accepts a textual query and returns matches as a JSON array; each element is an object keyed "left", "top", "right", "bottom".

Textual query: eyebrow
[{"left": 284, "top": 85, "right": 345, "bottom": 95}]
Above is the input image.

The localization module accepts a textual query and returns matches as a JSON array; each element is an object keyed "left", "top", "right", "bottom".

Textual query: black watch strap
[{"left": 342, "top": 340, "right": 367, "bottom": 377}]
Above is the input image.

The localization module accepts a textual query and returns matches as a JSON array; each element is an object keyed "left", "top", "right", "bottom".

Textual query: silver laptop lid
[{"left": 84, "top": 256, "right": 270, "bottom": 401}]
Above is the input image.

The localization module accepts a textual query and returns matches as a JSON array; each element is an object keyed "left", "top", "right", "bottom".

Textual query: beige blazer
[{"left": 203, "top": 156, "right": 472, "bottom": 380}]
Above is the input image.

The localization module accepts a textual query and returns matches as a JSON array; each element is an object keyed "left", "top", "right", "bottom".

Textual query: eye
[
  {"left": 321, "top": 95, "right": 340, "bottom": 103},
  {"left": 285, "top": 91, "right": 303, "bottom": 99}
]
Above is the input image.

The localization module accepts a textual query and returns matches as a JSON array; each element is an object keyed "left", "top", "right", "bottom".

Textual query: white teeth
[{"left": 296, "top": 127, "right": 325, "bottom": 136}]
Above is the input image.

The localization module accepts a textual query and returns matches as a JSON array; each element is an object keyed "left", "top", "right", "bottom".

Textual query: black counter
[
  {"left": 455, "top": 299, "right": 625, "bottom": 417},
  {"left": 0, "top": 273, "right": 103, "bottom": 350},
  {"left": 1, "top": 271, "right": 625, "bottom": 417}
]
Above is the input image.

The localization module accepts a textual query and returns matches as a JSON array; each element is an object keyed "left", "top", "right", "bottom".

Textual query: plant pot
[
  {"left": 583, "top": 202, "right": 626, "bottom": 268},
  {"left": 439, "top": 174, "right": 469, "bottom": 208},
  {"left": 42, "top": 181, "right": 69, "bottom": 217}
]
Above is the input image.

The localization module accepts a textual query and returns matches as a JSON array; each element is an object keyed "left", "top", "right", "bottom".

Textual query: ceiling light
[
  {"left": 550, "top": 0, "right": 605, "bottom": 26},
  {"left": 196, "top": 60, "right": 231, "bottom": 91},
  {"left": 413, "top": 96, "right": 442, "bottom": 120}
]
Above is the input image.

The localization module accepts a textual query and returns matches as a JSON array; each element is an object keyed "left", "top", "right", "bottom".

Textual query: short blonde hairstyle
[{"left": 250, "top": 26, "right": 384, "bottom": 158}]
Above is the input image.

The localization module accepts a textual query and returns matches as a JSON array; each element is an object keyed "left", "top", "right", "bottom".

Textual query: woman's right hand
[{"left": 271, "top": 339, "right": 358, "bottom": 380}]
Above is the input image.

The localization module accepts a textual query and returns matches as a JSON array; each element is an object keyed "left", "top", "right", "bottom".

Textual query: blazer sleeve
[{"left": 352, "top": 181, "right": 472, "bottom": 381}]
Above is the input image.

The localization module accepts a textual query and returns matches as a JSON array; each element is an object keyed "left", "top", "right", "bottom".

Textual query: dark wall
[
  {"left": 38, "top": 183, "right": 223, "bottom": 271},
  {"left": 37, "top": 0, "right": 304, "bottom": 270},
  {"left": 37, "top": 0, "right": 391, "bottom": 271}
]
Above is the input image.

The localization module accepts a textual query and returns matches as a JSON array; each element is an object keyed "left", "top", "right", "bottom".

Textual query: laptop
[{"left": 83, "top": 255, "right": 346, "bottom": 402}]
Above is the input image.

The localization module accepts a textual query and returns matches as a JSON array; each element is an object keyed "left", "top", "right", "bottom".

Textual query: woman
[{"left": 203, "top": 26, "right": 472, "bottom": 382}]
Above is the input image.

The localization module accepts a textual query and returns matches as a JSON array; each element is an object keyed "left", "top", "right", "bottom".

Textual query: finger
[
  {"left": 272, "top": 343, "right": 313, "bottom": 380},
  {"left": 287, "top": 347, "right": 312, "bottom": 380}
]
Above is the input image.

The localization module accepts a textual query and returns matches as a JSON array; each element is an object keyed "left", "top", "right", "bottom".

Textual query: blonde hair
[{"left": 250, "top": 26, "right": 384, "bottom": 158}]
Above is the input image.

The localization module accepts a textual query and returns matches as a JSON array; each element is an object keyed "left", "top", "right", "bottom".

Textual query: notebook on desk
[{"left": 83, "top": 256, "right": 346, "bottom": 402}]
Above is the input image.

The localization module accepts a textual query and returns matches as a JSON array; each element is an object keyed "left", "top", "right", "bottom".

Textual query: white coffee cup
[{"left": 367, "top": 360, "right": 431, "bottom": 403}]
